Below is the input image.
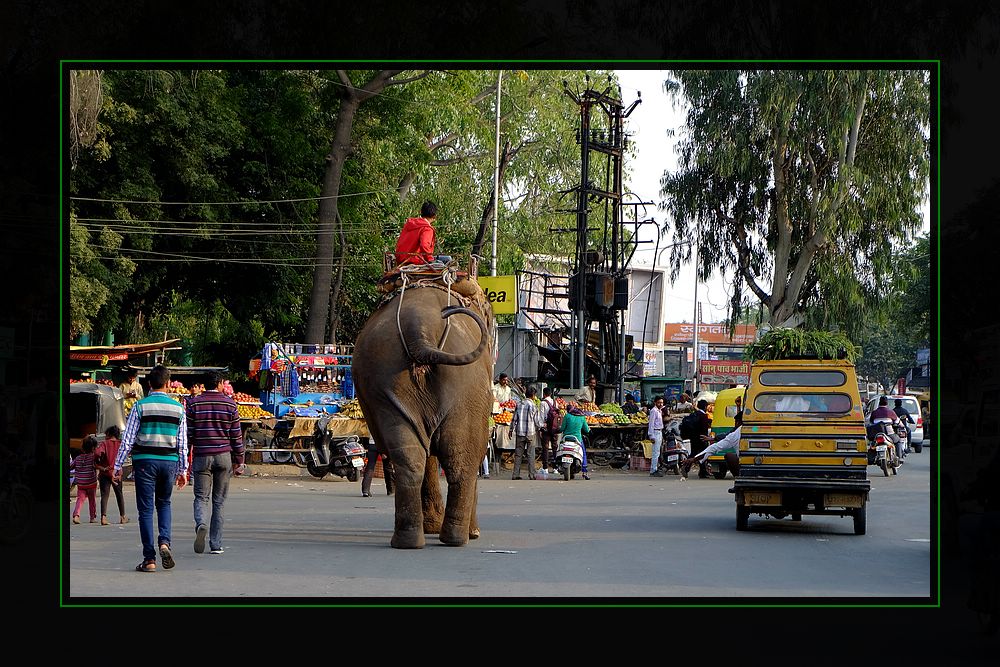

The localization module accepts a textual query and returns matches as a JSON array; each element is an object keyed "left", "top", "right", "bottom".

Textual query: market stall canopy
[
  {"left": 130, "top": 365, "right": 228, "bottom": 375},
  {"left": 69, "top": 339, "right": 182, "bottom": 362}
]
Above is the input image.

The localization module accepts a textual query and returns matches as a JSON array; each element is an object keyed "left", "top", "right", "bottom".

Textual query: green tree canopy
[{"left": 69, "top": 68, "right": 614, "bottom": 370}]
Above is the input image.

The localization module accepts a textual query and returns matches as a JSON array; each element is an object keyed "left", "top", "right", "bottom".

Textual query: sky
[
  {"left": 614, "top": 69, "right": 727, "bottom": 323},
  {"left": 614, "top": 69, "right": 931, "bottom": 327}
]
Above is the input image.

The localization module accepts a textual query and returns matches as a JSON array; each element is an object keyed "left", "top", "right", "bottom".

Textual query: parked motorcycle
[
  {"left": 658, "top": 420, "right": 689, "bottom": 476},
  {"left": 305, "top": 413, "right": 367, "bottom": 480},
  {"left": 557, "top": 435, "right": 585, "bottom": 481},
  {"left": 867, "top": 422, "right": 900, "bottom": 477}
]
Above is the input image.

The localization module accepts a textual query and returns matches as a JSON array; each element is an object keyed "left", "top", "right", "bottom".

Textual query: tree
[
  {"left": 304, "top": 69, "right": 434, "bottom": 343},
  {"left": 659, "top": 70, "right": 930, "bottom": 337}
]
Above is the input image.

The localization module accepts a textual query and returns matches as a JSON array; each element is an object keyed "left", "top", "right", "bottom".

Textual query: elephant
[{"left": 352, "top": 280, "right": 494, "bottom": 548}]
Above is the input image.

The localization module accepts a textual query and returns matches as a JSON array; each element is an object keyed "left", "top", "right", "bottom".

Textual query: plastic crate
[{"left": 630, "top": 455, "right": 651, "bottom": 471}]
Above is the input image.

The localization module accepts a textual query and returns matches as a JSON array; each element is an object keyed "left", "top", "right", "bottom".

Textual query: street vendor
[
  {"left": 621, "top": 394, "right": 641, "bottom": 415},
  {"left": 119, "top": 367, "right": 144, "bottom": 413},
  {"left": 492, "top": 373, "right": 512, "bottom": 404},
  {"left": 575, "top": 375, "right": 598, "bottom": 405}
]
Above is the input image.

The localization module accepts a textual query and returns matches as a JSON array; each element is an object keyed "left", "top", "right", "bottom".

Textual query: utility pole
[
  {"left": 491, "top": 70, "right": 503, "bottom": 277},
  {"left": 691, "top": 224, "right": 700, "bottom": 394}
]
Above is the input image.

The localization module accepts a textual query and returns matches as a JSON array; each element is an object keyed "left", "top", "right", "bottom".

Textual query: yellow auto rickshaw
[
  {"left": 705, "top": 385, "right": 745, "bottom": 479},
  {"left": 732, "top": 359, "right": 870, "bottom": 535}
]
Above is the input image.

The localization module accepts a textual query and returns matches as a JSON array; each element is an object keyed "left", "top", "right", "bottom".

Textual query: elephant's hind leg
[
  {"left": 421, "top": 454, "right": 445, "bottom": 534},
  {"left": 438, "top": 459, "right": 480, "bottom": 546},
  {"left": 389, "top": 443, "right": 429, "bottom": 549}
]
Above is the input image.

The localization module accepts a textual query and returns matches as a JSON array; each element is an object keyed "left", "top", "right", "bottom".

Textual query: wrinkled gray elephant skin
[{"left": 353, "top": 286, "right": 493, "bottom": 548}]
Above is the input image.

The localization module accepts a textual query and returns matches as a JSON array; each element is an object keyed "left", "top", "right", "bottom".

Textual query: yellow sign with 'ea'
[{"left": 477, "top": 276, "right": 517, "bottom": 314}]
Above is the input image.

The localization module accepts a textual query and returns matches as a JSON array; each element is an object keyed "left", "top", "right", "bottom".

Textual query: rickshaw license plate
[
  {"left": 745, "top": 491, "right": 781, "bottom": 506},
  {"left": 561, "top": 456, "right": 573, "bottom": 464},
  {"left": 352, "top": 458, "right": 365, "bottom": 467},
  {"left": 666, "top": 454, "right": 679, "bottom": 462},
  {"left": 825, "top": 493, "right": 863, "bottom": 508}
]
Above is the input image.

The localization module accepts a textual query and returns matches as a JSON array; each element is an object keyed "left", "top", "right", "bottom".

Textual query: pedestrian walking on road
[
  {"left": 71, "top": 435, "right": 99, "bottom": 524},
  {"left": 539, "top": 387, "right": 559, "bottom": 472},
  {"left": 510, "top": 386, "right": 543, "bottom": 480},
  {"left": 94, "top": 425, "right": 128, "bottom": 525},
  {"left": 113, "top": 364, "right": 188, "bottom": 573},
  {"left": 361, "top": 441, "right": 395, "bottom": 497},
  {"left": 185, "top": 370, "right": 244, "bottom": 555}
]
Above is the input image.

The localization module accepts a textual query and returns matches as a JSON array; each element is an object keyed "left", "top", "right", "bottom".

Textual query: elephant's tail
[{"left": 407, "top": 305, "right": 489, "bottom": 366}]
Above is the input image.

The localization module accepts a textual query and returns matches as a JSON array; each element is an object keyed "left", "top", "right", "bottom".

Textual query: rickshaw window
[
  {"left": 753, "top": 392, "right": 853, "bottom": 413},
  {"left": 758, "top": 370, "right": 847, "bottom": 387}
]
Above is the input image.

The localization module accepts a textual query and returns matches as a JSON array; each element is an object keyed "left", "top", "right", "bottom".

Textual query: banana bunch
[{"left": 339, "top": 399, "right": 365, "bottom": 419}]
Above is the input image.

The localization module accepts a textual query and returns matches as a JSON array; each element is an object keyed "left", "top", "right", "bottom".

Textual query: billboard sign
[{"left": 663, "top": 323, "right": 757, "bottom": 344}]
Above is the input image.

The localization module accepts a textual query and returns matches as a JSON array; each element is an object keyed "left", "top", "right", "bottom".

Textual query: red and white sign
[
  {"left": 698, "top": 359, "right": 751, "bottom": 385},
  {"left": 664, "top": 323, "right": 757, "bottom": 345}
]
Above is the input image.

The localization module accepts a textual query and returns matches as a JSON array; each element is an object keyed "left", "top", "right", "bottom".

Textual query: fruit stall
[
  {"left": 489, "top": 397, "right": 648, "bottom": 471},
  {"left": 579, "top": 401, "right": 648, "bottom": 468}
]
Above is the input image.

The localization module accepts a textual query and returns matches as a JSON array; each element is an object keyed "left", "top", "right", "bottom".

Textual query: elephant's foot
[
  {"left": 390, "top": 528, "right": 426, "bottom": 549},
  {"left": 422, "top": 498, "right": 444, "bottom": 534},
  {"left": 439, "top": 521, "right": 470, "bottom": 547}
]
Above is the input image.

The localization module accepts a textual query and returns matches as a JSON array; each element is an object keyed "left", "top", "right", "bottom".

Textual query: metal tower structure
[{"left": 561, "top": 76, "right": 641, "bottom": 397}]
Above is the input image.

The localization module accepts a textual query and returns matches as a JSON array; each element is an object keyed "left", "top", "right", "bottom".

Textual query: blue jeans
[
  {"left": 133, "top": 458, "right": 178, "bottom": 560},
  {"left": 192, "top": 453, "right": 232, "bottom": 551}
]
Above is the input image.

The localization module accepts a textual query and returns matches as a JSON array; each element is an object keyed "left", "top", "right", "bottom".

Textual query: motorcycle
[
  {"left": 867, "top": 422, "right": 901, "bottom": 477},
  {"left": 557, "top": 435, "right": 585, "bottom": 481},
  {"left": 304, "top": 413, "right": 367, "bottom": 480},
  {"left": 658, "top": 420, "right": 689, "bottom": 476},
  {"left": 896, "top": 420, "right": 912, "bottom": 457}
]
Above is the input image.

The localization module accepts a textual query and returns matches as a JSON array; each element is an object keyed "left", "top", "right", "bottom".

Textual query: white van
[{"left": 864, "top": 394, "right": 924, "bottom": 446}]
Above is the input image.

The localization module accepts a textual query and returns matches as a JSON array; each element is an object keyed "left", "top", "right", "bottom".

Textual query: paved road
[{"left": 61, "top": 448, "right": 933, "bottom": 601}]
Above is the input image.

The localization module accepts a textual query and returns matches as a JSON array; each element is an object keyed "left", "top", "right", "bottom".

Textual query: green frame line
[{"left": 60, "top": 59, "right": 940, "bottom": 609}]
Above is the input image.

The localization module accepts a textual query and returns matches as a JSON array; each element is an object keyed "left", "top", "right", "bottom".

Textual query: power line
[{"left": 69, "top": 188, "right": 395, "bottom": 206}]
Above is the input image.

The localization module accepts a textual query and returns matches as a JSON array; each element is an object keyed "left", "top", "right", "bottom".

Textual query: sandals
[
  {"left": 159, "top": 543, "right": 175, "bottom": 569},
  {"left": 135, "top": 558, "right": 156, "bottom": 573}
]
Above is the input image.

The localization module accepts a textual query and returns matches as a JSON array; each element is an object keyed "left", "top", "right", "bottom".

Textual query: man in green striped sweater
[{"left": 113, "top": 365, "right": 189, "bottom": 573}]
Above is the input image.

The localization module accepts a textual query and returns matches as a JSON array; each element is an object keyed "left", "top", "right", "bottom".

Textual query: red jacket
[{"left": 394, "top": 216, "right": 435, "bottom": 265}]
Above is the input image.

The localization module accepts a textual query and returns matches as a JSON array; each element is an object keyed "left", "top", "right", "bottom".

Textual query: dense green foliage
[
  {"left": 68, "top": 68, "right": 614, "bottom": 373},
  {"left": 659, "top": 70, "right": 930, "bottom": 338}
]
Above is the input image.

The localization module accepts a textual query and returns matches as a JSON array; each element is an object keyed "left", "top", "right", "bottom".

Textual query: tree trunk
[
  {"left": 305, "top": 94, "right": 359, "bottom": 343},
  {"left": 327, "top": 212, "right": 347, "bottom": 344},
  {"left": 305, "top": 70, "right": 407, "bottom": 342}
]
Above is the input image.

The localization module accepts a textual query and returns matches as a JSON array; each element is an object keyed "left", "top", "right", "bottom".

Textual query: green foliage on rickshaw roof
[{"left": 743, "top": 328, "right": 859, "bottom": 363}]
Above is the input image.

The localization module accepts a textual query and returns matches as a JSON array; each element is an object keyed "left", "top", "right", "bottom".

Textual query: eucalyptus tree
[{"left": 659, "top": 69, "right": 930, "bottom": 336}]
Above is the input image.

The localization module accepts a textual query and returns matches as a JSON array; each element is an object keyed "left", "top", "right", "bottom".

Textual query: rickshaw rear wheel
[
  {"left": 736, "top": 506, "right": 749, "bottom": 531},
  {"left": 713, "top": 463, "right": 728, "bottom": 480},
  {"left": 853, "top": 506, "right": 867, "bottom": 535}
]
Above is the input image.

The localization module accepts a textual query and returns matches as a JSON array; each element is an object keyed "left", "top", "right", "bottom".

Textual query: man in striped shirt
[
  {"left": 185, "top": 370, "right": 245, "bottom": 555},
  {"left": 113, "top": 365, "right": 188, "bottom": 572}
]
